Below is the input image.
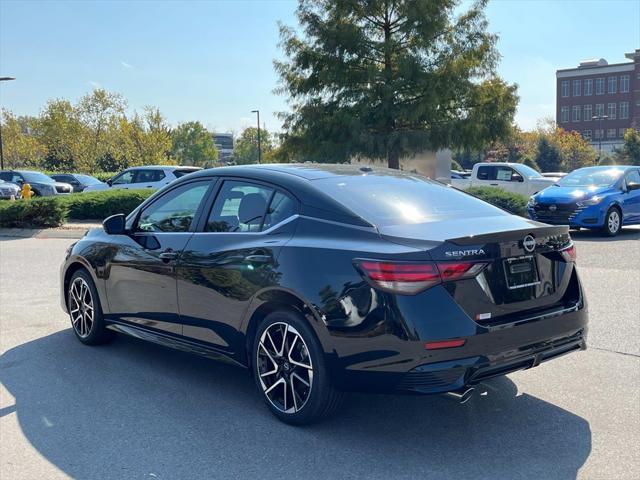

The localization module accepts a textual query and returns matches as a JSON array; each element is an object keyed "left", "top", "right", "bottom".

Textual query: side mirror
[
  {"left": 103, "top": 214, "right": 127, "bottom": 235},
  {"left": 627, "top": 182, "right": 640, "bottom": 192}
]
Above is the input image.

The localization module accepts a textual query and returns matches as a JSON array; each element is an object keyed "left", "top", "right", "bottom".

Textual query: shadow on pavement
[
  {"left": 570, "top": 226, "right": 640, "bottom": 242},
  {"left": 1, "top": 330, "right": 591, "bottom": 480}
]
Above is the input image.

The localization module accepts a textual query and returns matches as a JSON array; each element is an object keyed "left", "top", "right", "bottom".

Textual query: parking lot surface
[{"left": 1, "top": 228, "right": 639, "bottom": 480}]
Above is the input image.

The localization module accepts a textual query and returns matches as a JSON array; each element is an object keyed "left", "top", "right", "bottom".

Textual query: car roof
[
  {"left": 574, "top": 165, "right": 636, "bottom": 171},
  {"left": 123, "top": 165, "right": 202, "bottom": 171}
]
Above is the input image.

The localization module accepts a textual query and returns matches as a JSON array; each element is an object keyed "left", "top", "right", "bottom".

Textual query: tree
[
  {"left": 1, "top": 110, "right": 46, "bottom": 168},
  {"left": 171, "top": 121, "right": 218, "bottom": 167},
  {"left": 276, "top": 0, "right": 518, "bottom": 168},
  {"left": 234, "top": 127, "right": 274, "bottom": 165},
  {"left": 616, "top": 128, "right": 640, "bottom": 165},
  {"left": 535, "top": 136, "right": 562, "bottom": 172},
  {"left": 552, "top": 129, "right": 596, "bottom": 170}
]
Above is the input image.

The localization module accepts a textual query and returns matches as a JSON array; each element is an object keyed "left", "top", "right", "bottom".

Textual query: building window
[
  {"left": 595, "top": 78, "right": 605, "bottom": 95},
  {"left": 572, "top": 105, "right": 581, "bottom": 122},
  {"left": 620, "top": 75, "right": 630, "bottom": 93},
  {"left": 595, "top": 103, "right": 605, "bottom": 117},
  {"left": 561, "top": 106, "right": 570, "bottom": 123},
  {"left": 584, "top": 79, "right": 593, "bottom": 96},
  {"left": 572, "top": 79, "right": 581, "bottom": 96},
  {"left": 583, "top": 130, "right": 592, "bottom": 140},
  {"left": 607, "top": 76, "right": 617, "bottom": 94},
  {"left": 620, "top": 101, "right": 629, "bottom": 119},
  {"left": 619, "top": 128, "right": 627, "bottom": 138},
  {"left": 561, "top": 81, "right": 569, "bottom": 97},
  {"left": 607, "top": 128, "right": 616, "bottom": 139},
  {"left": 583, "top": 104, "right": 592, "bottom": 121},
  {"left": 608, "top": 103, "right": 616, "bottom": 119},
  {"left": 594, "top": 129, "right": 604, "bottom": 140}
]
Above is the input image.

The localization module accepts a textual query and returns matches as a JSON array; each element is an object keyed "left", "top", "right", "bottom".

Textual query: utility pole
[
  {"left": 592, "top": 114, "right": 608, "bottom": 164},
  {"left": 251, "top": 109, "right": 261, "bottom": 163},
  {"left": 0, "top": 77, "right": 16, "bottom": 170}
]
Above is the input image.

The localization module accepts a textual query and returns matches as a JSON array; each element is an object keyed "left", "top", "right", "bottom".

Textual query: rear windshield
[{"left": 313, "top": 174, "right": 506, "bottom": 227}]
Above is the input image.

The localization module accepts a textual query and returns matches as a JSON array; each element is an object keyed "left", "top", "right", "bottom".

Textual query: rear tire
[
  {"left": 602, "top": 207, "right": 621, "bottom": 237},
  {"left": 252, "top": 310, "right": 343, "bottom": 425},
  {"left": 67, "top": 269, "right": 113, "bottom": 345}
]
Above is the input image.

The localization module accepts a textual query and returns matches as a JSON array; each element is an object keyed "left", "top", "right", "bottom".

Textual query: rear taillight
[
  {"left": 560, "top": 244, "right": 577, "bottom": 262},
  {"left": 355, "top": 260, "right": 487, "bottom": 295}
]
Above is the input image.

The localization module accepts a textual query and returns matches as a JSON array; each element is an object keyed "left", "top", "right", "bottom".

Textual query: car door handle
[
  {"left": 244, "top": 254, "right": 271, "bottom": 264},
  {"left": 490, "top": 183, "right": 499, "bottom": 186},
  {"left": 159, "top": 250, "right": 178, "bottom": 261}
]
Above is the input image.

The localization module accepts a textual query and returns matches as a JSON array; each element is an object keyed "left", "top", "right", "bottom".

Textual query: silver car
[{"left": 0, "top": 179, "right": 21, "bottom": 199}]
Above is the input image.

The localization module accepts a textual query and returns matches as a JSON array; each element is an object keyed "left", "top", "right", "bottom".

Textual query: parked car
[
  {"left": 0, "top": 179, "right": 21, "bottom": 199},
  {"left": 49, "top": 173, "right": 104, "bottom": 193},
  {"left": 82, "top": 166, "right": 202, "bottom": 192},
  {"left": 61, "top": 164, "right": 587, "bottom": 425},
  {"left": 528, "top": 165, "right": 640, "bottom": 236},
  {"left": 451, "top": 162, "right": 556, "bottom": 196},
  {"left": 0, "top": 170, "right": 73, "bottom": 196}
]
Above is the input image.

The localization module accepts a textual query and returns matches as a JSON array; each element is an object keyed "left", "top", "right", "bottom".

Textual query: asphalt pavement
[{"left": 1, "top": 227, "right": 638, "bottom": 480}]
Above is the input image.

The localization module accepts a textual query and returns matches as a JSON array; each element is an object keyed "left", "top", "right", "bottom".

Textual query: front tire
[
  {"left": 67, "top": 269, "right": 113, "bottom": 345},
  {"left": 252, "top": 310, "right": 343, "bottom": 425},
  {"left": 602, "top": 207, "right": 621, "bottom": 237}
]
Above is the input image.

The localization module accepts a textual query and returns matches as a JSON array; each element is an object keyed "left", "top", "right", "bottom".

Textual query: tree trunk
[{"left": 387, "top": 148, "right": 400, "bottom": 169}]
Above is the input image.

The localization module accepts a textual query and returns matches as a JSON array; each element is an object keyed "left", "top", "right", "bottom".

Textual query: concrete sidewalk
[{"left": 0, "top": 220, "right": 102, "bottom": 239}]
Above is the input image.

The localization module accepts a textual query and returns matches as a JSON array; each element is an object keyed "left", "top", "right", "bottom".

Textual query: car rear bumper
[{"left": 331, "top": 301, "right": 587, "bottom": 394}]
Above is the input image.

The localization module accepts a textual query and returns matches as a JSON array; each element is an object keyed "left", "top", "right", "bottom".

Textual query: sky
[{"left": 0, "top": 0, "right": 638, "bottom": 135}]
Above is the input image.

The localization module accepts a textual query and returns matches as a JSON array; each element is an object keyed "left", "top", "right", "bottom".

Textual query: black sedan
[
  {"left": 49, "top": 173, "right": 104, "bottom": 193},
  {"left": 60, "top": 164, "right": 587, "bottom": 424}
]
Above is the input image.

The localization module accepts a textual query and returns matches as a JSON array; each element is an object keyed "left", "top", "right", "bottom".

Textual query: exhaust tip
[{"left": 445, "top": 387, "right": 475, "bottom": 404}]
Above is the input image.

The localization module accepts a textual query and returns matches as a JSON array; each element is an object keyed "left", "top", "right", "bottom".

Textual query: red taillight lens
[
  {"left": 425, "top": 339, "right": 466, "bottom": 350},
  {"left": 561, "top": 244, "right": 577, "bottom": 262},
  {"left": 355, "top": 260, "right": 486, "bottom": 295}
]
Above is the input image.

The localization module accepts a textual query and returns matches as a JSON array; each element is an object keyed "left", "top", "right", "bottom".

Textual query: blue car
[{"left": 528, "top": 166, "right": 640, "bottom": 236}]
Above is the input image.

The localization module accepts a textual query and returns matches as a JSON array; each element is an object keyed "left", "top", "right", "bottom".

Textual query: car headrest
[{"left": 238, "top": 193, "right": 267, "bottom": 225}]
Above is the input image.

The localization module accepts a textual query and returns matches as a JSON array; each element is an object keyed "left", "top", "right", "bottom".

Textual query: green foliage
[
  {"left": 276, "top": 0, "right": 518, "bottom": 168},
  {"left": 466, "top": 186, "right": 528, "bottom": 217},
  {"left": 0, "top": 197, "right": 68, "bottom": 228},
  {"left": 92, "top": 172, "right": 117, "bottom": 182},
  {"left": 171, "top": 121, "right": 219, "bottom": 167},
  {"left": 234, "top": 127, "right": 274, "bottom": 165},
  {"left": 59, "top": 189, "right": 154, "bottom": 219},
  {"left": 451, "top": 159, "right": 462, "bottom": 171},
  {"left": 522, "top": 156, "right": 540, "bottom": 171},
  {"left": 615, "top": 128, "right": 640, "bottom": 165},
  {"left": 535, "top": 137, "right": 562, "bottom": 172},
  {"left": 598, "top": 153, "right": 616, "bottom": 166}
]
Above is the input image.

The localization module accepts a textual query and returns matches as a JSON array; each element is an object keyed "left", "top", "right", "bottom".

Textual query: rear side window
[
  {"left": 137, "top": 181, "right": 209, "bottom": 232},
  {"left": 206, "top": 181, "right": 274, "bottom": 232},
  {"left": 263, "top": 191, "right": 297, "bottom": 229},
  {"left": 477, "top": 166, "right": 496, "bottom": 180},
  {"left": 313, "top": 174, "right": 507, "bottom": 227},
  {"left": 174, "top": 168, "right": 199, "bottom": 178},
  {"left": 135, "top": 170, "right": 165, "bottom": 183}
]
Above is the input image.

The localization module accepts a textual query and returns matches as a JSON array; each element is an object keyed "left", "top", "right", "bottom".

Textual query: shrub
[
  {"left": 92, "top": 172, "right": 117, "bottom": 182},
  {"left": 0, "top": 197, "right": 68, "bottom": 228},
  {"left": 466, "top": 186, "right": 528, "bottom": 217},
  {"left": 61, "top": 189, "right": 154, "bottom": 219}
]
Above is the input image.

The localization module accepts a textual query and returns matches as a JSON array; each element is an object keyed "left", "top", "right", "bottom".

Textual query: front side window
[
  {"left": 496, "top": 167, "right": 519, "bottom": 182},
  {"left": 620, "top": 75, "right": 630, "bottom": 93},
  {"left": 137, "top": 181, "right": 210, "bottom": 232},
  {"left": 583, "top": 104, "right": 592, "bottom": 121},
  {"left": 608, "top": 76, "right": 617, "bottom": 94},
  {"left": 595, "top": 78, "right": 605, "bottom": 95},
  {"left": 112, "top": 171, "right": 135, "bottom": 185},
  {"left": 561, "top": 106, "right": 569, "bottom": 123},
  {"left": 624, "top": 170, "right": 640, "bottom": 187},
  {"left": 620, "top": 101, "right": 629, "bottom": 119},
  {"left": 572, "top": 79, "right": 581, "bottom": 96},
  {"left": 584, "top": 79, "right": 593, "bottom": 96},
  {"left": 206, "top": 181, "right": 274, "bottom": 232},
  {"left": 608, "top": 103, "right": 616, "bottom": 119},
  {"left": 561, "top": 81, "right": 569, "bottom": 97}
]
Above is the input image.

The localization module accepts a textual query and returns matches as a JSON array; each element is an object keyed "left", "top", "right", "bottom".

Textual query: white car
[
  {"left": 451, "top": 162, "right": 556, "bottom": 197},
  {"left": 83, "top": 166, "right": 201, "bottom": 192}
]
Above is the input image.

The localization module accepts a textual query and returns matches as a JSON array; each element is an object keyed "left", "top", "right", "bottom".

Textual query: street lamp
[
  {"left": 251, "top": 109, "right": 261, "bottom": 164},
  {"left": 0, "top": 77, "right": 16, "bottom": 170},
  {"left": 592, "top": 114, "right": 608, "bottom": 164}
]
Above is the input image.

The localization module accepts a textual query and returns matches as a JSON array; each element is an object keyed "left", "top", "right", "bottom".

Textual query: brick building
[{"left": 556, "top": 49, "right": 639, "bottom": 154}]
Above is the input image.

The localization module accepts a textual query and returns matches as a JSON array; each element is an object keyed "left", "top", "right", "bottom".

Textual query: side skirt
[{"left": 106, "top": 321, "right": 247, "bottom": 369}]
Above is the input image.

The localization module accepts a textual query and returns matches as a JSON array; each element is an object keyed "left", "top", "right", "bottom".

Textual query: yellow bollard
[{"left": 21, "top": 183, "right": 34, "bottom": 199}]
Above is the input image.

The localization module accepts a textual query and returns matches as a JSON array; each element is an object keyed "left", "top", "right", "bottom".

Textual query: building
[
  {"left": 556, "top": 49, "right": 639, "bottom": 154},
  {"left": 213, "top": 133, "right": 234, "bottom": 164}
]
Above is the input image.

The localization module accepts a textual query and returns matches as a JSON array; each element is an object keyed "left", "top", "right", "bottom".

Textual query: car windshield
[
  {"left": 313, "top": 173, "right": 506, "bottom": 227},
  {"left": 557, "top": 168, "right": 625, "bottom": 187},
  {"left": 76, "top": 174, "right": 102, "bottom": 185},
  {"left": 20, "top": 171, "right": 55, "bottom": 184},
  {"left": 516, "top": 164, "right": 543, "bottom": 178}
]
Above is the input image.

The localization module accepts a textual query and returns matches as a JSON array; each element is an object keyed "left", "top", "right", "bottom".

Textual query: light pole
[
  {"left": 0, "top": 77, "right": 16, "bottom": 170},
  {"left": 251, "top": 109, "right": 261, "bottom": 163},
  {"left": 592, "top": 114, "right": 608, "bottom": 164}
]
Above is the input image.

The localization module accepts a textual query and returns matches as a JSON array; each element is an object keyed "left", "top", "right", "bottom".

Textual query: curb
[{"left": 0, "top": 227, "right": 96, "bottom": 239}]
